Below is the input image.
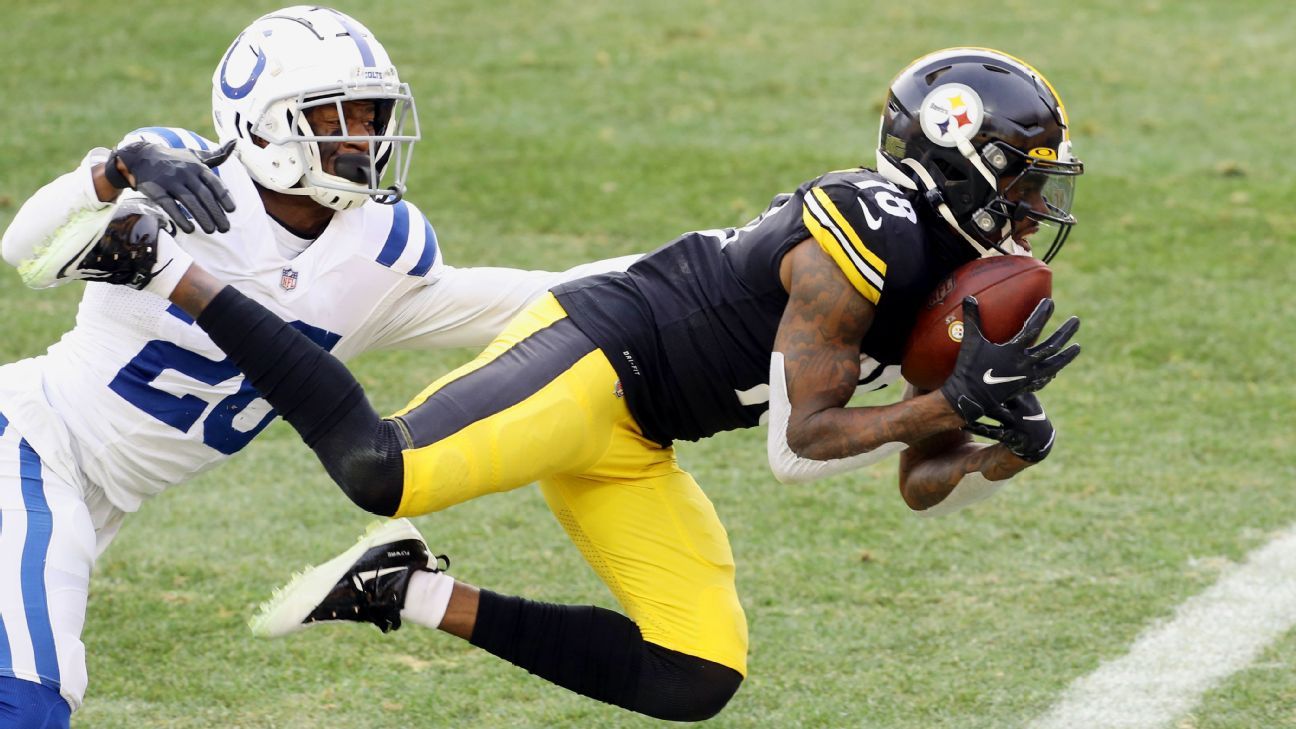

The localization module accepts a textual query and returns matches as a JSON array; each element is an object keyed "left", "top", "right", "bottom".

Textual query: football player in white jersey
[{"left": 0, "top": 6, "right": 634, "bottom": 724}]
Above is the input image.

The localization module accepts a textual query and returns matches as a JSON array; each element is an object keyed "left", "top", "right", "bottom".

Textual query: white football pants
[{"left": 0, "top": 411, "right": 124, "bottom": 712}]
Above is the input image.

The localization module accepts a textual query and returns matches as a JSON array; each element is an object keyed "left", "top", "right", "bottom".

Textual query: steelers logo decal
[
  {"left": 947, "top": 319, "right": 964, "bottom": 343},
  {"left": 919, "top": 83, "right": 984, "bottom": 148}
]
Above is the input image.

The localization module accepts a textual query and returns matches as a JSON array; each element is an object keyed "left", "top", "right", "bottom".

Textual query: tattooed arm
[
  {"left": 773, "top": 239, "right": 963, "bottom": 457},
  {"left": 773, "top": 239, "right": 1030, "bottom": 509},
  {"left": 896, "top": 384, "right": 1031, "bottom": 511}
]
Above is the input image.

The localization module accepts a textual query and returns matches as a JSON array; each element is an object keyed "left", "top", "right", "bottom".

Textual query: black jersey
[{"left": 554, "top": 168, "right": 971, "bottom": 446}]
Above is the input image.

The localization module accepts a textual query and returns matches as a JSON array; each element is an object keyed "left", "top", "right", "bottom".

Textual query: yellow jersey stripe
[
  {"left": 801, "top": 189, "right": 882, "bottom": 289},
  {"left": 810, "top": 188, "right": 887, "bottom": 279},
  {"left": 802, "top": 190, "right": 885, "bottom": 297},
  {"left": 802, "top": 204, "right": 881, "bottom": 304},
  {"left": 802, "top": 194, "right": 883, "bottom": 293},
  {"left": 802, "top": 187, "right": 887, "bottom": 302}
]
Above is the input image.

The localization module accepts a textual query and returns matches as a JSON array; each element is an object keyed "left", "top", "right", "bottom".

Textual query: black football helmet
[{"left": 876, "top": 48, "right": 1083, "bottom": 262}]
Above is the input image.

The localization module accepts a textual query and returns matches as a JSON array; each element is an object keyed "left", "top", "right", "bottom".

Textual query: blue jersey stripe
[
  {"left": 182, "top": 130, "right": 220, "bottom": 178},
  {"left": 136, "top": 127, "right": 186, "bottom": 149},
  {"left": 408, "top": 215, "right": 438, "bottom": 277},
  {"left": 0, "top": 411, "right": 8, "bottom": 437},
  {"left": 17, "top": 440, "right": 60, "bottom": 691},
  {"left": 183, "top": 130, "right": 210, "bottom": 151},
  {"left": 376, "top": 202, "right": 411, "bottom": 268}
]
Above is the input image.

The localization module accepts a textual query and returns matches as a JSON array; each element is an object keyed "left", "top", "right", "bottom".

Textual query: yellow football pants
[{"left": 390, "top": 293, "right": 748, "bottom": 675}]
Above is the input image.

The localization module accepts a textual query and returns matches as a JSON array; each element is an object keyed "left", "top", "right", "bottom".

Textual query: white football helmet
[{"left": 211, "top": 6, "right": 419, "bottom": 211}]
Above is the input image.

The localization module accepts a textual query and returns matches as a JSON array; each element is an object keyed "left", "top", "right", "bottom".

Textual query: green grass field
[{"left": 2, "top": 1, "right": 1295, "bottom": 727}]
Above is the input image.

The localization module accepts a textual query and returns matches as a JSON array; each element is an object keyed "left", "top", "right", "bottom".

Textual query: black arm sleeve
[{"left": 195, "top": 285, "right": 406, "bottom": 515}]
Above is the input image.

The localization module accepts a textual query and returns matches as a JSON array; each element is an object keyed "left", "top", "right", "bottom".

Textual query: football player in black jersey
[{"left": 77, "top": 48, "right": 1082, "bottom": 721}]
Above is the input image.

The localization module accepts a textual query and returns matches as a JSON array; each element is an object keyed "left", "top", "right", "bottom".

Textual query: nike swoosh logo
[
  {"left": 982, "top": 369, "right": 1026, "bottom": 385},
  {"left": 1022, "top": 412, "right": 1047, "bottom": 421},
  {"left": 55, "top": 236, "right": 103, "bottom": 280},
  {"left": 858, "top": 200, "right": 883, "bottom": 231},
  {"left": 351, "top": 566, "right": 408, "bottom": 590}
]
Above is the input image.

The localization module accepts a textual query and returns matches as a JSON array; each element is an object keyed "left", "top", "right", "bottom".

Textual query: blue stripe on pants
[
  {"left": 0, "top": 411, "right": 11, "bottom": 675},
  {"left": 0, "top": 508, "right": 8, "bottom": 676},
  {"left": 17, "top": 440, "right": 59, "bottom": 691}
]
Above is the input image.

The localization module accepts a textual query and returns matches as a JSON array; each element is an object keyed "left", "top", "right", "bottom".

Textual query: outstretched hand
[
  {"left": 106, "top": 140, "right": 237, "bottom": 235},
  {"left": 939, "top": 296, "right": 1080, "bottom": 424}
]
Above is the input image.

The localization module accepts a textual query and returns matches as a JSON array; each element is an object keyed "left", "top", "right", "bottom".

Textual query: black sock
[{"left": 470, "top": 590, "right": 742, "bottom": 721}]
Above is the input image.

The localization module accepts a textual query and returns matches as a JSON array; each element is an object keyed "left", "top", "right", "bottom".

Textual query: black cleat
[
  {"left": 18, "top": 197, "right": 176, "bottom": 290},
  {"left": 249, "top": 519, "right": 449, "bottom": 637}
]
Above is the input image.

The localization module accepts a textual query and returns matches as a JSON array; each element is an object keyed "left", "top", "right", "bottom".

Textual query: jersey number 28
[{"left": 108, "top": 317, "right": 340, "bottom": 455}]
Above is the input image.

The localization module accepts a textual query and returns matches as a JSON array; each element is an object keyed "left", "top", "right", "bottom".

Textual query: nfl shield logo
[{"left": 279, "top": 267, "right": 299, "bottom": 291}]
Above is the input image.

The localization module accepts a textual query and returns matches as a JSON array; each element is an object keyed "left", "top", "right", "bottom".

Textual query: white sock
[
  {"left": 142, "top": 230, "right": 194, "bottom": 299},
  {"left": 400, "top": 570, "right": 456, "bottom": 630}
]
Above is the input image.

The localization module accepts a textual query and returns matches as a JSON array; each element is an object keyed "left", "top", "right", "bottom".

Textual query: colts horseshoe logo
[{"left": 218, "top": 33, "right": 267, "bottom": 100}]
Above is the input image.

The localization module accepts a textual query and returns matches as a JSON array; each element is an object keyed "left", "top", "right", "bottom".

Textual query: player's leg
[
  {"left": 0, "top": 413, "right": 97, "bottom": 727},
  {"left": 250, "top": 368, "right": 746, "bottom": 720},
  {"left": 247, "top": 294, "right": 635, "bottom": 634},
  {"left": 250, "top": 509, "right": 742, "bottom": 722},
  {"left": 520, "top": 465, "right": 747, "bottom": 714},
  {"left": 355, "top": 299, "right": 744, "bottom": 717},
  {"left": 385, "top": 292, "right": 623, "bottom": 515},
  {"left": 146, "top": 272, "right": 622, "bottom": 519},
  {"left": 434, "top": 465, "right": 747, "bottom": 720}
]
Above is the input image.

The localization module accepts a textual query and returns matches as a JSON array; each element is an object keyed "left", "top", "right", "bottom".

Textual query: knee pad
[
  {"left": 0, "top": 677, "right": 71, "bottom": 729},
  {"left": 318, "top": 418, "right": 407, "bottom": 516},
  {"left": 638, "top": 643, "right": 743, "bottom": 721}
]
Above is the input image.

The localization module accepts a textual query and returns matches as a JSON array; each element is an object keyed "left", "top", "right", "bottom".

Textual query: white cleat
[
  {"left": 249, "top": 518, "right": 448, "bottom": 638},
  {"left": 17, "top": 197, "right": 179, "bottom": 291}
]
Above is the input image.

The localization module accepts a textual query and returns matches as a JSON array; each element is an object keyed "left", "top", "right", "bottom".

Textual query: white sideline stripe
[{"left": 1030, "top": 523, "right": 1296, "bottom": 729}]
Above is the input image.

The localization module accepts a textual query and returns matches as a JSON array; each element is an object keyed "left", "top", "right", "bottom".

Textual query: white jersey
[{"left": 0, "top": 126, "right": 637, "bottom": 513}]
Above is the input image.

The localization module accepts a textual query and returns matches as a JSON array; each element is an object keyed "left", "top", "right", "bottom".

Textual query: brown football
[{"left": 901, "top": 255, "right": 1052, "bottom": 391}]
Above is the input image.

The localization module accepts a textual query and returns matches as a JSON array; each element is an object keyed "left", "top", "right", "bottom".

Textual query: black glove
[
  {"left": 939, "top": 296, "right": 1080, "bottom": 424},
  {"left": 104, "top": 140, "right": 237, "bottom": 235},
  {"left": 965, "top": 392, "right": 1056, "bottom": 463}
]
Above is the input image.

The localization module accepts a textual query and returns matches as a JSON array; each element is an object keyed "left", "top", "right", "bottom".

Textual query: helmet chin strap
[
  {"left": 897, "top": 158, "right": 1002, "bottom": 258},
  {"left": 953, "top": 137, "right": 1022, "bottom": 254}
]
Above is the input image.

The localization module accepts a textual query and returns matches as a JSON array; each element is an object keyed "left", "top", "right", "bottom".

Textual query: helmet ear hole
[
  {"left": 932, "top": 157, "right": 967, "bottom": 183},
  {"left": 984, "top": 144, "right": 1009, "bottom": 171},
  {"left": 247, "top": 140, "right": 305, "bottom": 188}
]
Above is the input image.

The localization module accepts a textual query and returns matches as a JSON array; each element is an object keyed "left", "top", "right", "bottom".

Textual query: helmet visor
[
  {"left": 996, "top": 160, "right": 1082, "bottom": 262},
  {"left": 1005, "top": 164, "right": 1079, "bottom": 225}
]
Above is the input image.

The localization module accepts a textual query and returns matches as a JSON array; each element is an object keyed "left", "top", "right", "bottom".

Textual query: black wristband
[{"left": 102, "top": 147, "right": 132, "bottom": 190}]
